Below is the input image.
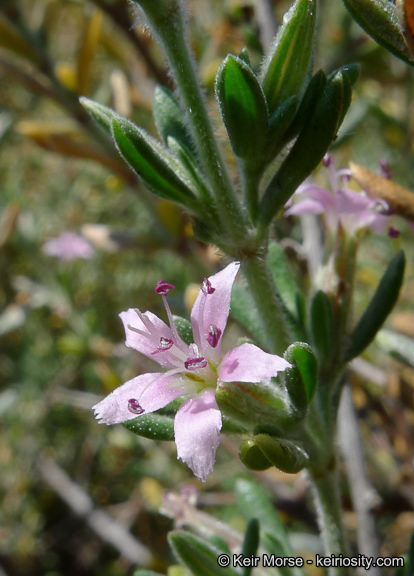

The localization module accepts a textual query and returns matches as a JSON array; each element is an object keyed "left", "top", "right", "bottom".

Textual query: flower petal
[
  {"left": 93, "top": 371, "right": 198, "bottom": 424},
  {"left": 191, "top": 262, "right": 240, "bottom": 356},
  {"left": 119, "top": 309, "right": 182, "bottom": 369},
  {"left": 218, "top": 342, "right": 291, "bottom": 383},
  {"left": 174, "top": 389, "right": 222, "bottom": 482}
]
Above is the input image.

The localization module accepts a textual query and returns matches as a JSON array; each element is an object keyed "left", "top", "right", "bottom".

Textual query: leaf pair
[
  {"left": 80, "top": 96, "right": 209, "bottom": 212},
  {"left": 215, "top": 0, "right": 316, "bottom": 172}
]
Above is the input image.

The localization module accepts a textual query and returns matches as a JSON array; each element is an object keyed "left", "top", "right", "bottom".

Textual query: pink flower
[
  {"left": 285, "top": 154, "right": 389, "bottom": 235},
  {"left": 43, "top": 231, "right": 95, "bottom": 261},
  {"left": 93, "top": 262, "right": 290, "bottom": 481}
]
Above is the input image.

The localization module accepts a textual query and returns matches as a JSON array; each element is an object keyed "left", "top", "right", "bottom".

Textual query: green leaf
[
  {"left": 342, "top": 0, "right": 414, "bottom": 66},
  {"left": 80, "top": 97, "right": 115, "bottom": 134},
  {"left": 260, "top": 0, "right": 317, "bottom": 114},
  {"left": 310, "top": 291, "right": 334, "bottom": 365},
  {"left": 169, "top": 531, "right": 239, "bottom": 576},
  {"left": 153, "top": 85, "right": 194, "bottom": 151},
  {"left": 283, "top": 69, "right": 327, "bottom": 144},
  {"left": 268, "top": 243, "right": 299, "bottom": 318},
  {"left": 253, "top": 434, "right": 309, "bottom": 474},
  {"left": 259, "top": 71, "right": 347, "bottom": 225},
  {"left": 111, "top": 117, "right": 197, "bottom": 206},
  {"left": 329, "top": 63, "right": 361, "bottom": 86},
  {"left": 123, "top": 412, "right": 174, "bottom": 441},
  {"left": 238, "top": 46, "right": 251, "bottom": 67},
  {"left": 346, "top": 251, "right": 406, "bottom": 361},
  {"left": 215, "top": 55, "right": 268, "bottom": 162},
  {"left": 376, "top": 329, "right": 414, "bottom": 367},
  {"left": 241, "top": 519, "right": 260, "bottom": 576},
  {"left": 167, "top": 137, "right": 213, "bottom": 202},
  {"left": 235, "top": 478, "right": 292, "bottom": 552},
  {"left": 262, "top": 533, "right": 304, "bottom": 576},
  {"left": 173, "top": 315, "right": 193, "bottom": 345},
  {"left": 265, "top": 95, "right": 298, "bottom": 161},
  {"left": 284, "top": 342, "right": 318, "bottom": 416}
]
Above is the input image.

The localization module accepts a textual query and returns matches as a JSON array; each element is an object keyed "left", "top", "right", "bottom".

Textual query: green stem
[
  {"left": 133, "top": 0, "right": 248, "bottom": 240},
  {"left": 241, "top": 164, "right": 261, "bottom": 223},
  {"left": 242, "top": 254, "right": 290, "bottom": 355},
  {"left": 308, "top": 467, "right": 351, "bottom": 576}
]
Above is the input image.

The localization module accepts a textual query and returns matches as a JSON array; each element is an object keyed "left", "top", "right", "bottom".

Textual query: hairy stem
[
  {"left": 308, "top": 466, "right": 351, "bottom": 576},
  {"left": 241, "top": 254, "right": 290, "bottom": 355},
  {"left": 133, "top": 0, "right": 249, "bottom": 240}
]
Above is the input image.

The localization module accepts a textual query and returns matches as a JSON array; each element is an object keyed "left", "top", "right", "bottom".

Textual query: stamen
[
  {"left": 128, "top": 398, "right": 144, "bottom": 415},
  {"left": 207, "top": 325, "right": 221, "bottom": 348},
  {"left": 388, "top": 226, "right": 400, "bottom": 238},
  {"left": 201, "top": 278, "right": 215, "bottom": 295},
  {"left": 323, "top": 153, "right": 333, "bottom": 167},
  {"left": 152, "top": 337, "right": 174, "bottom": 354},
  {"left": 379, "top": 159, "right": 392, "bottom": 180},
  {"left": 155, "top": 280, "right": 175, "bottom": 295},
  {"left": 185, "top": 357, "right": 208, "bottom": 370}
]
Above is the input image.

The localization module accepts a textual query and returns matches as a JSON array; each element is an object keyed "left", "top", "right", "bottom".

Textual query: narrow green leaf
[
  {"left": 173, "top": 315, "right": 193, "bottom": 346},
  {"left": 153, "top": 85, "right": 194, "bottom": 150},
  {"left": 342, "top": 0, "right": 414, "bottom": 66},
  {"left": 376, "top": 329, "right": 414, "bottom": 367},
  {"left": 265, "top": 95, "right": 298, "bottom": 161},
  {"left": 241, "top": 519, "right": 260, "bottom": 576},
  {"left": 330, "top": 63, "right": 361, "bottom": 86},
  {"left": 284, "top": 342, "right": 318, "bottom": 416},
  {"left": 123, "top": 412, "right": 174, "bottom": 441},
  {"left": 215, "top": 55, "right": 268, "bottom": 162},
  {"left": 260, "top": 0, "right": 317, "bottom": 114},
  {"left": 80, "top": 97, "right": 115, "bottom": 134},
  {"left": 346, "top": 251, "right": 406, "bottom": 361},
  {"left": 262, "top": 533, "right": 305, "bottom": 576},
  {"left": 268, "top": 243, "right": 299, "bottom": 318},
  {"left": 111, "top": 117, "right": 197, "bottom": 205},
  {"left": 169, "top": 531, "right": 239, "bottom": 576},
  {"left": 283, "top": 69, "right": 327, "bottom": 143},
  {"left": 238, "top": 47, "right": 251, "bottom": 67},
  {"left": 259, "top": 71, "right": 346, "bottom": 225},
  {"left": 310, "top": 291, "right": 334, "bottom": 365},
  {"left": 235, "top": 478, "right": 291, "bottom": 549},
  {"left": 167, "top": 137, "right": 213, "bottom": 201}
]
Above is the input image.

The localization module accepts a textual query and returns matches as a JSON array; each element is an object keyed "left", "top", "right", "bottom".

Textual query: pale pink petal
[
  {"left": 191, "top": 262, "right": 240, "bottom": 355},
  {"left": 174, "top": 389, "right": 222, "bottom": 482},
  {"left": 285, "top": 198, "right": 326, "bottom": 216},
  {"left": 218, "top": 342, "right": 291, "bottom": 383},
  {"left": 337, "top": 188, "right": 373, "bottom": 213},
  {"left": 93, "top": 371, "right": 198, "bottom": 424},
  {"left": 119, "top": 309, "right": 185, "bottom": 369}
]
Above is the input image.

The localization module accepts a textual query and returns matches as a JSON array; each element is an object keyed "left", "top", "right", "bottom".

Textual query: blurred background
[{"left": 1, "top": 0, "right": 414, "bottom": 574}]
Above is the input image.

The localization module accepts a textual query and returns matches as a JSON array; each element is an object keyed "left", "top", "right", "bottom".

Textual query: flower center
[
  {"left": 185, "top": 357, "right": 208, "bottom": 370},
  {"left": 207, "top": 325, "right": 221, "bottom": 348},
  {"left": 128, "top": 398, "right": 144, "bottom": 415}
]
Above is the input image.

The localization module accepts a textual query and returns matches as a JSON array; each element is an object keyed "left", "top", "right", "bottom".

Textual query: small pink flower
[
  {"left": 43, "top": 231, "right": 94, "bottom": 261},
  {"left": 285, "top": 154, "right": 389, "bottom": 235},
  {"left": 93, "top": 262, "right": 290, "bottom": 481}
]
